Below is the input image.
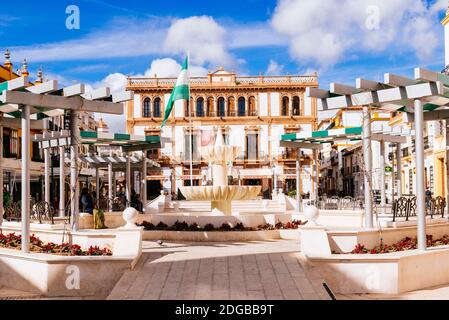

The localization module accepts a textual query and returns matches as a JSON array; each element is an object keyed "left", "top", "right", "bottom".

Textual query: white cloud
[
  {"left": 90, "top": 58, "right": 208, "bottom": 133},
  {"left": 271, "top": 0, "right": 445, "bottom": 68},
  {"left": 144, "top": 58, "right": 208, "bottom": 78},
  {"left": 164, "top": 16, "right": 236, "bottom": 68},
  {"left": 266, "top": 59, "right": 284, "bottom": 75},
  {"left": 8, "top": 18, "right": 167, "bottom": 63}
]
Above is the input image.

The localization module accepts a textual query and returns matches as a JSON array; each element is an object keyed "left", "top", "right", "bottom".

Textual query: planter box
[
  {"left": 142, "top": 229, "right": 301, "bottom": 242},
  {"left": 0, "top": 226, "right": 143, "bottom": 297},
  {"left": 300, "top": 223, "right": 449, "bottom": 294},
  {"left": 142, "top": 230, "right": 281, "bottom": 242},
  {"left": 0, "top": 248, "right": 132, "bottom": 297},
  {"left": 308, "top": 246, "right": 449, "bottom": 294}
]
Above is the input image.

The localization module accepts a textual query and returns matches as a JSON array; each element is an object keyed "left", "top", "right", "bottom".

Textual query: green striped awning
[
  {"left": 80, "top": 131, "right": 160, "bottom": 147},
  {"left": 281, "top": 127, "right": 363, "bottom": 143}
]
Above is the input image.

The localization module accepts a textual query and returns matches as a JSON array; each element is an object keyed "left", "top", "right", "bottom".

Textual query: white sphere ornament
[
  {"left": 304, "top": 205, "right": 320, "bottom": 226},
  {"left": 122, "top": 207, "right": 139, "bottom": 228}
]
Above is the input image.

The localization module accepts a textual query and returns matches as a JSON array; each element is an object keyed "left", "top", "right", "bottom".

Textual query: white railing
[{"left": 128, "top": 75, "right": 317, "bottom": 87}]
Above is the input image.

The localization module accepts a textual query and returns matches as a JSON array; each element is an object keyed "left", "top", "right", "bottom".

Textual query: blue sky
[{"left": 0, "top": 0, "right": 448, "bottom": 130}]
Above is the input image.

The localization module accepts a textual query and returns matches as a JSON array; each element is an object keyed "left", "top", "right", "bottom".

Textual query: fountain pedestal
[
  {"left": 180, "top": 128, "right": 261, "bottom": 216},
  {"left": 211, "top": 200, "right": 232, "bottom": 215}
]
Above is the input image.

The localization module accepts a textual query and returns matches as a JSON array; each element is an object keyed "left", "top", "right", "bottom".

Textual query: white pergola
[
  {"left": 280, "top": 125, "right": 408, "bottom": 215},
  {"left": 0, "top": 76, "right": 133, "bottom": 253},
  {"left": 33, "top": 131, "right": 161, "bottom": 214},
  {"left": 307, "top": 67, "right": 449, "bottom": 250}
]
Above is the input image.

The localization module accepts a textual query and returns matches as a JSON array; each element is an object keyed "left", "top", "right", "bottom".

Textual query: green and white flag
[{"left": 161, "top": 56, "right": 189, "bottom": 127}]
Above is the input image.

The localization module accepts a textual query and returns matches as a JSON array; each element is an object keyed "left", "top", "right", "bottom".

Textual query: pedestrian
[
  {"left": 80, "top": 187, "right": 94, "bottom": 214},
  {"left": 425, "top": 188, "right": 432, "bottom": 209}
]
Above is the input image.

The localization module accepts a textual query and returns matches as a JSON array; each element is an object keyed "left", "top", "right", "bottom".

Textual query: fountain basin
[
  {"left": 180, "top": 185, "right": 262, "bottom": 216},
  {"left": 180, "top": 185, "right": 261, "bottom": 201}
]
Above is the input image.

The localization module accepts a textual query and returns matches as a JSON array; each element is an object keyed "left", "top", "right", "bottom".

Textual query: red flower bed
[
  {"left": 0, "top": 233, "right": 112, "bottom": 256},
  {"left": 350, "top": 235, "right": 449, "bottom": 254},
  {"left": 139, "top": 220, "right": 307, "bottom": 232}
]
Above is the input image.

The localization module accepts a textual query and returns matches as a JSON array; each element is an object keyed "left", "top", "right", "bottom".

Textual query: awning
[
  {"left": 80, "top": 131, "right": 160, "bottom": 151},
  {"left": 281, "top": 127, "right": 362, "bottom": 143}
]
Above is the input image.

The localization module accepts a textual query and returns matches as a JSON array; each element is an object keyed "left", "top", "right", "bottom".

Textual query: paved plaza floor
[
  {"left": 4, "top": 239, "right": 449, "bottom": 300},
  {"left": 107, "top": 240, "right": 330, "bottom": 300}
]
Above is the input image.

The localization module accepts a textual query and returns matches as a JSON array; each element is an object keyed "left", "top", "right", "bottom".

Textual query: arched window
[
  {"left": 281, "top": 96, "right": 289, "bottom": 116},
  {"left": 238, "top": 97, "right": 246, "bottom": 116},
  {"left": 218, "top": 97, "right": 225, "bottom": 117},
  {"left": 249, "top": 96, "right": 257, "bottom": 116},
  {"left": 153, "top": 97, "right": 161, "bottom": 117},
  {"left": 196, "top": 97, "right": 204, "bottom": 117},
  {"left": 292, "top": 96, "right": 300, "bottom": 116},
  {"left": 143, "top": 98, "right": 151, "bottom": 117}
]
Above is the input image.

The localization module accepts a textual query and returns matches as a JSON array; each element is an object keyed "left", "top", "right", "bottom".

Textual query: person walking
[
  {"left": 80, "top": 187, "right": 94, "bottom": 214},
  {"left": 425, "top": 187, "right": 432, "bottom": 209}
]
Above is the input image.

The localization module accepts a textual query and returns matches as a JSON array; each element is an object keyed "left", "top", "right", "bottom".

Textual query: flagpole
[{"left": 188, "top": 52, "right": 193, "bottom": 187}]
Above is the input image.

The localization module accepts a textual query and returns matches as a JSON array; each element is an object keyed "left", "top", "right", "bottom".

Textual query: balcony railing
[
  {"left": 279, "top": 151, "right": 298, "bottom": 160},
  {"left": 128, "top": 75, "right": 318, "bottom": 88},
  {"left": 236, "top": 152, "right": 269, "bottom": 162}
]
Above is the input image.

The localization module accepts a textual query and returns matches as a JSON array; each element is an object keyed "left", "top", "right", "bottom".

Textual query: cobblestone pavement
[{"left": 107, "top": 240, "right": 331, "bottom": 300}]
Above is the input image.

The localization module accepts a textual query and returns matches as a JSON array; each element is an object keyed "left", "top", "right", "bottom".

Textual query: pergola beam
[
  {"left": 63, "top": 84, "right": 85, "bottom": 97},
  {"left": 330, "top": 83, "right": 358, "bottom": 95},
  {"left": 280, "top": 140, "right": 323, "bottom": 150},
  {"left": 0, "top": 76, "right": 28, "bottom": 92},
  {"left": 26, "top": 80, "right": 58, "bottom": 95},
  {"left": 371, "top": 133, "right": 407, "bottom": 144},
  {"left": 403, "top": 109, "right": 449, "bottom": 122},
  {"left": 120, "top": 142, "right": 161, "bottom": 152},
  {"left": 384, "top": 73, "right": 417, "bottom": 87},
  {"left": 0, "top": 90, "right": 123, "bottom": 114},
  {"left": 356, "top": 78, "right": 389, "bottom": 91},
  {"left": 1, "top": 117, "right": 48, "bottom": 130}
]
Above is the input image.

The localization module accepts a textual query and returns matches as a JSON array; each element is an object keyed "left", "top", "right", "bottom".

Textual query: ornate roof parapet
[
  {"left": 4, "top": 49, "right": 12, "bottom": 70},
  {"left": 35, "top": 68, "right": 43, "bottom": 84},
  {"left": 20, "top": 59, "right": 29, "bottom": 77}
]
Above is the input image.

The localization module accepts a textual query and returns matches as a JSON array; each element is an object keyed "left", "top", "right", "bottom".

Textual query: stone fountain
[{"left": 180, "top": 128, "right": 261, "bottom": 216}]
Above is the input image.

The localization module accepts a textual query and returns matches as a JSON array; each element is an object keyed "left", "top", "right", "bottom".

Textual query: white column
[
  {"left": 108, "top": 151, "right": 113, "bottom": 212},
  {"left": 126, "top": 152, "right": 131, "bottom": 206},
  {"left": 380, "top": 140, "right": 386, "bottom": 215},
  {"left": 59, "top": 146, "right": 65, "bottom": 217},
  {"left": 391, "top": 145, "right": 395, "bottom": 205},
  {"left": 396, "top": 143, "right": 402, "bottom": 197},
  {"left": 362, "top": 106, "right": 373, "bottom": 228},
  {"left": 0, "top": 121, "right": 3, "bottom": 225},
  {"left": 95, "top": 167, "right": 100, "bottom": 209},
  {"left": 21, "top": 105, "right": 30, "bottom": 253},
  {"left": 296, "top": 149, "right": 302, "bottom": 212},
  {"left": 273, "top": 166, "right": 277, "bottom": 194},
  {"left": 414, "top": 99, "right": 426, "bottom": 251},
  {"left": 44, "top": 147, "right": 50, "bottom": 204},
  {"left": 141, "top": 150, "right": 147, "bottom": 212},
  {"left": 313, "top": 149, "right": 319, "bottom": 203},
  {"left": 70, "top": 111, "right": 80, "bottom": 231},
  {"left": 445, "top": 122, "right": 449, "bottom": 214}
]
